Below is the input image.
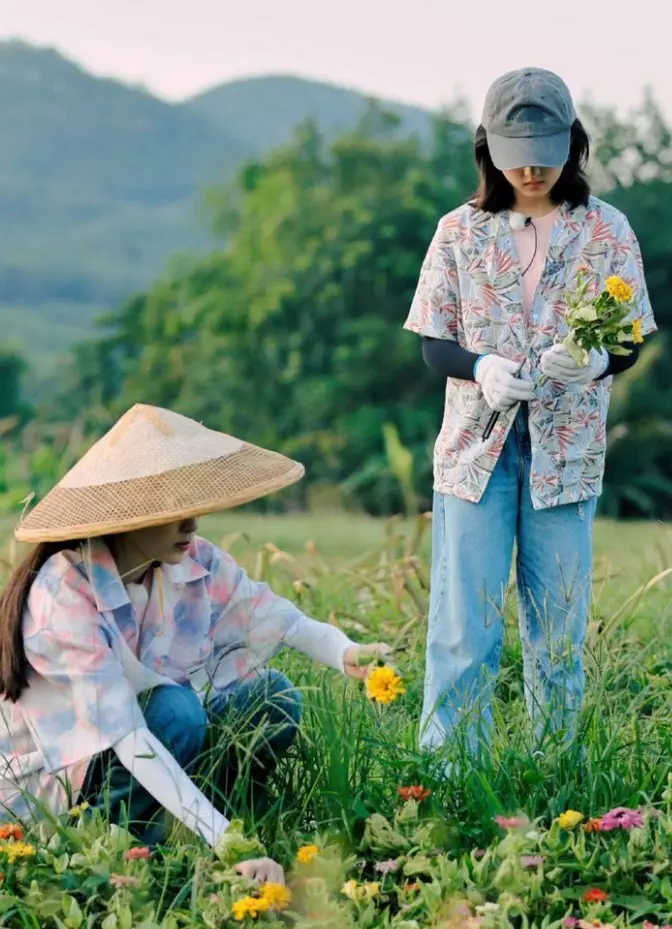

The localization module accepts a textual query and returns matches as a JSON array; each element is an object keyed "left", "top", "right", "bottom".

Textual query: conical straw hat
[{"left": 15, "top": 404, "right": 305, "bottom": 543}]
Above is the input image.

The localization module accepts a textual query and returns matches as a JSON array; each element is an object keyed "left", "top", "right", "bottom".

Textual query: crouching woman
[{"left": 0, "top": 403, "right": 389, "bottom": 883}]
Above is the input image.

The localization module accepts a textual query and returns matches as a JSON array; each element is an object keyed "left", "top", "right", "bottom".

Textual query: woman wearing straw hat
[
  {"left": 404, "top": 68, "right": 656, "bottom": 767},
  {"left": 0, "top": 403, "right": 390, "bottom": 882}
]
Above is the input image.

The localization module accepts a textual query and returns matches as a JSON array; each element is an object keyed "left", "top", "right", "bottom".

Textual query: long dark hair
[
  {"left": 473, "top": 119, "right": 591, "bottom": 213},
  {"left": 0, "top": 541, "right": 78, "bottom": 702}
]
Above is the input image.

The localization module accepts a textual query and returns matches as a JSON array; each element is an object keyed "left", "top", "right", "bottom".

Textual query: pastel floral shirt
[
  {"left": 404, "top": 196, "right": 656, "bottom": 509},
  {"left": 0, "top": 536, "right": 353, "bottom": 820}
]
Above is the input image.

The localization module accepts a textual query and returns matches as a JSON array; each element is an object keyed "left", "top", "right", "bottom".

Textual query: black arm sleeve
[
  {"left": 597, "top": 342, "right": 640, "bottom": 379},
  {"left": 422, "top": 338, "right": 480, "bottom": 381},
  {"left": 421, "top": 337, "right": 641, "bottom": 381}
]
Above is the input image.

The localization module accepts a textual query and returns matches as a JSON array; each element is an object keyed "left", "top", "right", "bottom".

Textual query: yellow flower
[
  {"left": 296, "top": 844, "right": 320, "bottom": 864},
  {"left": 0, "top": 841, "right": 36, "bottom": 864},
  {"left": 341, "top": 880, "right": 380, "bottom": 901},
  {"left": 341, "top": 880, "right": 361, "bottom": 901},
  {"left": 365, "top": 666, "right": 406, "bottom": 704},
  {"left": 231, "top": 896, "right": 269, "bottom": 921},
  {"left": 260, "top": 883, "right": 292, "bottom": 911},
  {"left": 557, "top": 810, "right": 584, "bottom": 829},
  {"left": 631, "top": 318, "right": 644, "bottom": 344},
  {"left": 69, "top": 801, "right": 90, "bottom": 818},
  {"left": 605, "top": 276, "right": 634, "bottom": 303}
]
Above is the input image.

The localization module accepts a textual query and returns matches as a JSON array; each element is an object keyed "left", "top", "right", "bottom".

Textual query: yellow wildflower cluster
[
  {"left": 341, "top": 879, "right": 381, "bottom": 901},
  {"left": 69, "top": 801, "right": 90, "bottom": 818},
  {"left": 232, "top": 883, "right": 292, "bottom": 921},
  {"left": 604, "top": 275, "right": 634, "bottom": 303},
  {"left": 365, "top": 666, "right": 406, "bottom": 704},
  {"left": 296, "top": 844, "right": 320, "bottom": 865},
  {"left": 557, "top": 810, "right": 584, "bottom": 829},
  {"left": 0, "top": 841, "right": 37, "bottom": 864}
]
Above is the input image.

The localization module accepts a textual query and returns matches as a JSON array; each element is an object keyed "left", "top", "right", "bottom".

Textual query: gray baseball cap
[{"left": 481, "top": 68, "right": 576, "bottom": 171}]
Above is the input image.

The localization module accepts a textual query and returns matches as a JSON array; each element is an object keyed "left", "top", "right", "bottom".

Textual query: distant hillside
[
  {"left": 186, "top": 74, "right": 434, "bottom": 152},
  {"left": 0, "top": 42, "right": 436, "bottom": 365},
  {"left": 0, "top": 41, "right": 245, "bottom": 357}
]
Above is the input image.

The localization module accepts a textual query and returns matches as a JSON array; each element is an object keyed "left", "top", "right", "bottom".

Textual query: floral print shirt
[
  {"left": 404, "top": 197, "right": 656, "bottom": 509},
  {"left": 0, "top": 537, "right": 353, "bottom": 820}
]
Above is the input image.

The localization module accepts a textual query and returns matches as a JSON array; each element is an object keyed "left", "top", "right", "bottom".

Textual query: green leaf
[{"left": 562, "top": 335, "right": 587, "bottom": 366}]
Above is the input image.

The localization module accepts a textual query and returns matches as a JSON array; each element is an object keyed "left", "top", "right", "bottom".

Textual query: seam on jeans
[{"left": 433, "top": 493, "right": 448, "bottom": 630}]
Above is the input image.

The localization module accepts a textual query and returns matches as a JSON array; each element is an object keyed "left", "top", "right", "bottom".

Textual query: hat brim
[
  {"left": 486, "top": 128, "right": 570, "bottom": 170},
  {"left": 15, "top": 443, "right": 305, "bottom": 544}
]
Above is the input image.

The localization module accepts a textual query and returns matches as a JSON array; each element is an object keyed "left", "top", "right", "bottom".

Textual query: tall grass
[
  {"left": 179, "top": 514, "right": 672, "bottom": 858},
  {"left": 0, "top": 515, "right": 671, "bottom": 926}
]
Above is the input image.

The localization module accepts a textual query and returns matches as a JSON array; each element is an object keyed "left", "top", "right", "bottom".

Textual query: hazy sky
[{"left": 2, "top": 0, "right": 668, "bottom": 117}]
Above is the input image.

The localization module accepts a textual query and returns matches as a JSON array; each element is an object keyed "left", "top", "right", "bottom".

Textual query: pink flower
[
  {"left": 643, "top": 923, "right": 672, "bottom": 929},
  {"left": 521, "top": 854, "right": 545, "bottom": 869},
  {"left": 598, "top": 807, "right": 644, "bottom": 831},
  {"left": 578, "top": 922, "right": 615, "bottom": 929},
  {"left": 123, "top": 846, "right": 151, "bottom": 861},
  {"left": 473, "top": 848, "right": 487, "bottom": 860},
  {"left": 110, "top": 874, "right": 140, "bottom": 889},
  {"left": 564, "top": 919, "right": 579, "bottom": 928},
  {"left": 375, "top": 858, "right": 400, "bottom": 875},
  {"left": 495, "top": 815, "right": 527, "bottom": 830}
]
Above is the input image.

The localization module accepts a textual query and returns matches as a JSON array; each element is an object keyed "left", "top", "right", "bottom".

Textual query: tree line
[{"left": 3, "top": 97, "right": 672, "bottom": 519}]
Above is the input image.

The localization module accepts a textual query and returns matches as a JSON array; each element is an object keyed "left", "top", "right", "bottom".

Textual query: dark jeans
[{"left": 82, "top": 669, "right": 302, "bottom": 844}]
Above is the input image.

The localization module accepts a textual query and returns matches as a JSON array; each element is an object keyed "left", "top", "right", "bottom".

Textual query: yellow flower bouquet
[{"left": 549, "top": 271, "right": 643, "bottom": 376}]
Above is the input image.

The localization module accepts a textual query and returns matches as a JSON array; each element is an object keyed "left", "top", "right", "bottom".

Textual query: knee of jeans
[
  {"left": 264, "top": 670, "right": 302, "bottom": 723},
  {"left": 142, "top": 685, "right": 208, "bottom": 764},
  {"left": 257, "top": 670, "right": 302, "bottom": 748}
]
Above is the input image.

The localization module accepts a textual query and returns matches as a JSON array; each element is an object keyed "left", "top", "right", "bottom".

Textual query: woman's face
[
  {"left": 501, "top": 164, "right": 564, "bottom": 200},
  {"left": 119, "top": 517, "right": 199, "bottom": 567}
]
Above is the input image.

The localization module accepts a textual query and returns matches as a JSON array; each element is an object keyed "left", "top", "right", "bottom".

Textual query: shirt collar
[
  {"left": 161, "top": 553, "right": 210, "bottom": 586},
  {"left": 80, "top": 538, "right": 210, "bottom": 613}
]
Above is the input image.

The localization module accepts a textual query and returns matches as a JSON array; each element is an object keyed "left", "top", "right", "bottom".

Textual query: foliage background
[{"left": 3, "top": 45, "right": 672, "bottom": 520}]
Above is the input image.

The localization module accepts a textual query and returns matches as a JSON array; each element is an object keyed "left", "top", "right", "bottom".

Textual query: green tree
[
  {"left": 60, "top": 107, "right": 476, "bottom": 512},
  {"left": 46, "top": 97, "right": 672, "bottom": 519},
  {"left": 0, "top": 347, "right": 28, "bottom": 420}
]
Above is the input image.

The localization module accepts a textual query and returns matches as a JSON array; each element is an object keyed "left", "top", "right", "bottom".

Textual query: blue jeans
[
  {"left": 83, "top": 669, "right": 301, "bottom": 842},
  {"left": 421, "top": 408, "right": 597, "bottom": 757}
]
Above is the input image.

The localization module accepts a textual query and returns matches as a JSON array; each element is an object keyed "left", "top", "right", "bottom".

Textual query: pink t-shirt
[{"left": 512, "top": 208, "right": 559, "bottom": 314}]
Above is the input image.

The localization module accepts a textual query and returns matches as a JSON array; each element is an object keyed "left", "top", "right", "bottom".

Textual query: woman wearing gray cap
[{"left": 404, "top": 68, "right": 656, "bottom": 769}]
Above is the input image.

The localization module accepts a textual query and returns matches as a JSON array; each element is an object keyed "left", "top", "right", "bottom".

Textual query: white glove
[
  {"left": 540, "top": 344, "right": 609, "bottom": 385},
  {"left": 474, "top": 355, "right": 535, "bottom": 412},
  {"left": 236, "top": 858, "right": 286, "bottom": 885}
]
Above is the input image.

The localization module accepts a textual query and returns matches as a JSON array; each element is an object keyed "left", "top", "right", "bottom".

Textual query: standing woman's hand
[
  {"left": 540, "top": 344, "right": 609, "bottom": 385},
  {"left": 475, "top": 355, "right": 535, "bottom": 411}
]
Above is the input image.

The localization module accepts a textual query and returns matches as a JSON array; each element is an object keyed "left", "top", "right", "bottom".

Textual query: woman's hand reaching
[
  {"left": 235, "top": 858, "right": 285, "bottom": 885},
  {"left": 343, "top": 643, "right": 393, "bottom": 680}
]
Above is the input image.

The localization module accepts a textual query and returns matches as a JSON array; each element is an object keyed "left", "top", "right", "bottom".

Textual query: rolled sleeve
[
  {"left": 612, "top": 219, "right": 657, "bottom": 336},
  {"left": 23, "top": 574, "right": 144, "bottom": 774},
  {"left": 404, "top": 218, "right": 460, "bottom": 340}
]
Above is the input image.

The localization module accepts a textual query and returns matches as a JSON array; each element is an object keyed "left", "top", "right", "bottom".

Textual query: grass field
[{"left": 0, "top": 513, "right": 671, "bottom": 927}]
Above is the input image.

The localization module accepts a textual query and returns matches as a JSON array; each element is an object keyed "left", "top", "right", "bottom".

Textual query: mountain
[
  {"left": 0, "top": 42, "right": 435, "bottom": 366},
  {"left": 0, "top": 40, "right": 247, "bottom": 358},
  {"left": 186, "top": 74, "right": 434, "bottom": 153}
]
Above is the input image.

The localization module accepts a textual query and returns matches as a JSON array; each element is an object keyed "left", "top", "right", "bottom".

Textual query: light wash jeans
[
  {"left": 421, "top": 407, "right": 597, "bottom": 757},
  {"left": 83, "top": 669, "right": 301, "bottom": 843}
]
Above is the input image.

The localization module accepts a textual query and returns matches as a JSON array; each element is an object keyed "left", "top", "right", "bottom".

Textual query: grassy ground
[{"left": 0, "top": 514, "right": 671, "bottom": 926}]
